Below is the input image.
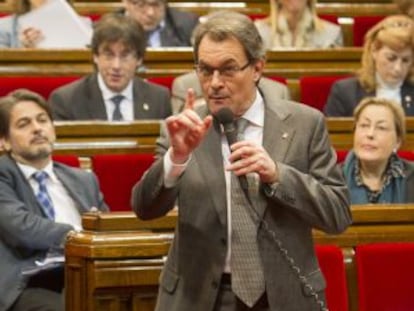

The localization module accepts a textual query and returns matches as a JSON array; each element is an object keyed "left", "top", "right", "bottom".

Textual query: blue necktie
[
  {"left": 111, "top": 94, "right": 124, "bottom": 121},
  {"left": 32, "top": 171, "right": 55, "bottom": 220}
]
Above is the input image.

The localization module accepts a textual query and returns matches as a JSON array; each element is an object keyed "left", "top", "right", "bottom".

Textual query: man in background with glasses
[
  {"left": 132, "top": 11, "right": 351, "bottom": 311},
  {"left": 122, "top": 0, "right": 199, "bottom": 47},
  {"left": 48, "top": 13, "right": 172, "bottom": 121}
]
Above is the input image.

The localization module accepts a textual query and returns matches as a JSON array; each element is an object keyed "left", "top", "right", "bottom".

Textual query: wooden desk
[
  {"left": 51, "top": 118, "right": 414, "bottom": 159},
  {"left": 0, "top": 48, "right": 363, "bottom": 79},
  {"left": 54, "top": 120, "right": 161, "bottom": 156},
  {"left": 65, "top": 204, "right": 414, "bottom": 311}
]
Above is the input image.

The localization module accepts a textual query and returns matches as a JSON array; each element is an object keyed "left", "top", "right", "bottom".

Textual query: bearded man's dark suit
[
  {"left": 324, "top": 77, "right": 414, "bottom": 116},
  {"left": 131, "top": 83, "right": 352, "bottom": 311},
  {"left": 48, "top": 74, "right": 172, "bottom": 121},
  {"left": 0, "top": 155, "right": 109, "bottom": 310}
]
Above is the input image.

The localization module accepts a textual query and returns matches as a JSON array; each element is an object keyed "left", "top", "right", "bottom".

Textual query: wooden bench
[
  {"left": 65, "top": 204, "right": 414, "bottom": 311},
  {"left": 51, "top": 118, "right": 414, "bottom": 160},
  {"left": 0, "top": 47, "right": 363, "bottom": 104}
]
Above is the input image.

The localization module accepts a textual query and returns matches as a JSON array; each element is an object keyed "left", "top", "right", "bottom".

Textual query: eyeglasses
[
  {"left": 194, "top": 61, "right": 251, "bottom": 79},
  {"left": 98, "top": 51, "right": 137, "bottom": 63},
  {"left": 127, "top": 0, "right": 165, "bottom": 9}
]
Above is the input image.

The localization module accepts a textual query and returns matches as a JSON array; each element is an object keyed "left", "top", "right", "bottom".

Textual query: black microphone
[{"left": 215, "top": 108, "right": 249, "bottom": 197}]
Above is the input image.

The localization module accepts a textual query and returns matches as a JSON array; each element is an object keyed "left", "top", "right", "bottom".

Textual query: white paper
[{"left": 19, "top": 0, "right": 92, "bottom": 49}]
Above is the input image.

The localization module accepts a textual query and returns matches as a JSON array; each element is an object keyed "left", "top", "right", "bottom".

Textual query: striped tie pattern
[
  {"left": 32, "top": 171, "right": 55, "bottom": 220},
  {"left": 230, "top": 118, "right": 265, "bottom": 307}
]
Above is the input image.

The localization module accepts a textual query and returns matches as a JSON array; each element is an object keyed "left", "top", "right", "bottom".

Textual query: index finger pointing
[{"left": 183, "top": 88, "right": 196, "bottom": 111}]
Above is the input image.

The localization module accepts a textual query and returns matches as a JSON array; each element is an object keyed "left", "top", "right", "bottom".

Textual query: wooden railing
[
  {"left": 0, "top": 47, "right": 363, "bottom": 103},
  {"left": 0, "top": 48, "right": 362, "bottom": 78},
  {"left": 65, "top": 204, "right": 414, "bottom": 311},
  {"left": 50, "top": 118, "right": 414, "bottom": 160}
]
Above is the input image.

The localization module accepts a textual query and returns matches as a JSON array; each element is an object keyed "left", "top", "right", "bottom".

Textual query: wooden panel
[{"left": 66, "top": 204, "right": 414, "bottom": 311}]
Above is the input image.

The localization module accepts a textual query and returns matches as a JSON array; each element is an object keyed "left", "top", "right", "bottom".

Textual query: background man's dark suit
[
  {"left": 325, "top": 77, "right": 414, "bottom": 116},
  {"left": 48, "top": 74, "right": 172, "bottom": 120},
  {"left": 120, "top": 7, "right": 198, "bottom": 47},
  {"left": 132, "top": 83, "right": 352, "bottom": 311},
  {"left": 0, "top": 155, "right": 108, "bottom": 310}
]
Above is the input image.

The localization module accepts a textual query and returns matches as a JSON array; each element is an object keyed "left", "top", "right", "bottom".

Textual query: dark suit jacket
[
  {"left": 159, "top": 8, "right": 199, "bottom": 47},
  {"left": 0, "top": 155, "right": 109, "bottom": 310},
  {"left": 48, "top": 74, "right": 172, "bottom": 121},
  {"left": 131, "top": 83, "right": 352, "bottom": 311},
  {"left": 324, "top": 77, "right": 414, "bottom": 117},
  {"left": 118, "top": 7, "right": 198, "bottom": 47}
]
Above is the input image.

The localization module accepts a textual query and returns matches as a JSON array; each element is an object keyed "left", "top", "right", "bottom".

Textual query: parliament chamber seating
[
  {"left": 299, "top": 75, "right": 349, "bottom": 111},
  {"left": 0, "top": 75, "right": 80, "bottom": 99},
  {"left": 315, "top": 245, "right": 348, "bottom": 311},
  {"left": 352, "top": 16, "right": 385, "bottom": 46},
  {"left": 146, "top": 76, "right": 175, "bottom": 91},
  {"left": 91, "top": 153, "right": 156, "bottom": 211},
  {"left": 355, "top": 242, "right": 414, "bottom": 311},
  {"left": 65, "top": 204, "right": 414, "bottom": 311},
  {"left": 52, "top": 154, "right": 81, "bottom": 167}
]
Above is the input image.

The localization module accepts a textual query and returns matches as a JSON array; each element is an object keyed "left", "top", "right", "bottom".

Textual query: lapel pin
[
  {"left": 282, "top": 132, "right": 288, "bottom": 139},
  {"left": 143, "top": 103, "right": 150, "bottom": 111}
]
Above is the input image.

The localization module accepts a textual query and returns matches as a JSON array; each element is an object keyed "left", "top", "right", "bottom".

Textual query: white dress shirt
[
  {"left": 163, "top": 88, "right": 265, "bottom": 272},
  {"left": 97, "top": 73, "right": 134, "bottom": 121},
  {"left": 18, "top": 161, "right": 82, "bottom": 230}
]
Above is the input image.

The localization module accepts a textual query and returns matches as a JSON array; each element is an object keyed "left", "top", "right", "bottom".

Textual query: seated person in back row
[
  {"left": 325, "top": 15, "right": 414, "bottom": 117},
  {"left": 0, "top": 0, "right": 91, "bottom": 48},
  {"left": 343, "top": 97, "right": 414, "bottom": 204},
  {"left": 254, "top": 0, "right": 343, "bottom": 49},
  {"left": 171, "top": 71, "right": 291, "bottom": 114},
  {"left": 48, "top": 13, "right": 172, "bottom": 121},
  {"left": 0, "top": 89, "right": 108, "bottom": 311},
  {"left": 121, "top": 0, "right": 199, "bottom": 47}
]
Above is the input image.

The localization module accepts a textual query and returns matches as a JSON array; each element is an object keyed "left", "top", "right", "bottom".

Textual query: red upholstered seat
[
  {"left": 353, "top": 16, "right": 385, "bottom": 47},
  {"left": 0, "top": 76, "right": 80, "bottom": 99},
  {"left": 300, "top": 76, "right": 349, "bottom": 111},
  {"left": 335, "top": 150, "right": 348, "bottom": 163},
  {"left": 316, "top": 245, "right": 348, "bottom": 311},
  {"left": 91, "top": 153, "right": 156, "bottom": 211},
  {"left": 146, "top": 76, "right": 175, "bottom": 91},
  {"left": 52, "top": 155, "right": 81, "bottom": 167},
  {"left": 398, "top": 150, "right": 414, "bottom": 161},
  {"left": 267, "top": 75, "right": 287, "bottom": 85},
  {"left": 356, "top": 242, "right": 414, "bottom": 311}
]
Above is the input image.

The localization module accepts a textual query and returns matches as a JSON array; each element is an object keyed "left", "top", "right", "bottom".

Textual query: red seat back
[
  {"left": 300, "top": 76, "right": 349, "bottom": 111},
  {"left": 52, "top": 155, "right": 81, "bottom": 167},
  {"left": 267, "top": 75, "right": 287, "bottom": 85},
  {"left": 316, "top": 245, "right": 348, "bottom": 311},
  {"left": 146, "top": 76, "right": 175, "bottom": 91},
  {"left": 353, "top": 16, "right": 385, "bottom": 47},
  {"left": 335, "top": 150, "right": 349, "bottom": 163},
  {"left": 356, "top": 242, "right": 414, "bottom": 311},
  {"left": 91, "top": 154, "right": 156, "bottom": 211},
  {"left": 0, "top": 76, "right": 80, "bottom": 99}
]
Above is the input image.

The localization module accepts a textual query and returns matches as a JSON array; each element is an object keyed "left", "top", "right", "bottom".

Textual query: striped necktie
[{"left": 32, "top": 171, "right": 55, "bottom": 220}]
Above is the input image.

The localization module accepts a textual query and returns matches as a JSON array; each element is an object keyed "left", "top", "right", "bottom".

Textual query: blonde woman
[
  {"left": 254, "top": 0, "right": 343, "bottom": 49},
  {"left": 325, "top": 14, "right": 414, "bottom": 116},
  {"left": 343, "top": 97, "right": 414, "bottom": 204}
]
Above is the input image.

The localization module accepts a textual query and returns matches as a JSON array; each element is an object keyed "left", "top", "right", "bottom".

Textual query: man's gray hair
[{"left": 192, "top": 11, "right": 266, "bottom": 63}]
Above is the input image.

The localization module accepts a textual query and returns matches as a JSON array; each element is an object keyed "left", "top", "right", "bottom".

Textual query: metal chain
[{"left": 241, "top": 184, "right": 329, "bottom": 311}]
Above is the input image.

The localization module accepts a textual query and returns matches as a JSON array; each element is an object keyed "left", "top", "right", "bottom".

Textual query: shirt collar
[
  {"left": 17, "top": 160, "right": 57, "bottom": 182},
  {"left": 376, "top": 73, "right": 403, "bottom": 90},
  {"left": 240, "top": 88, "right": 265, "bottom": 128},
  {"left": 97, "top": 73, "right": 133, "bottom": 102}
]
